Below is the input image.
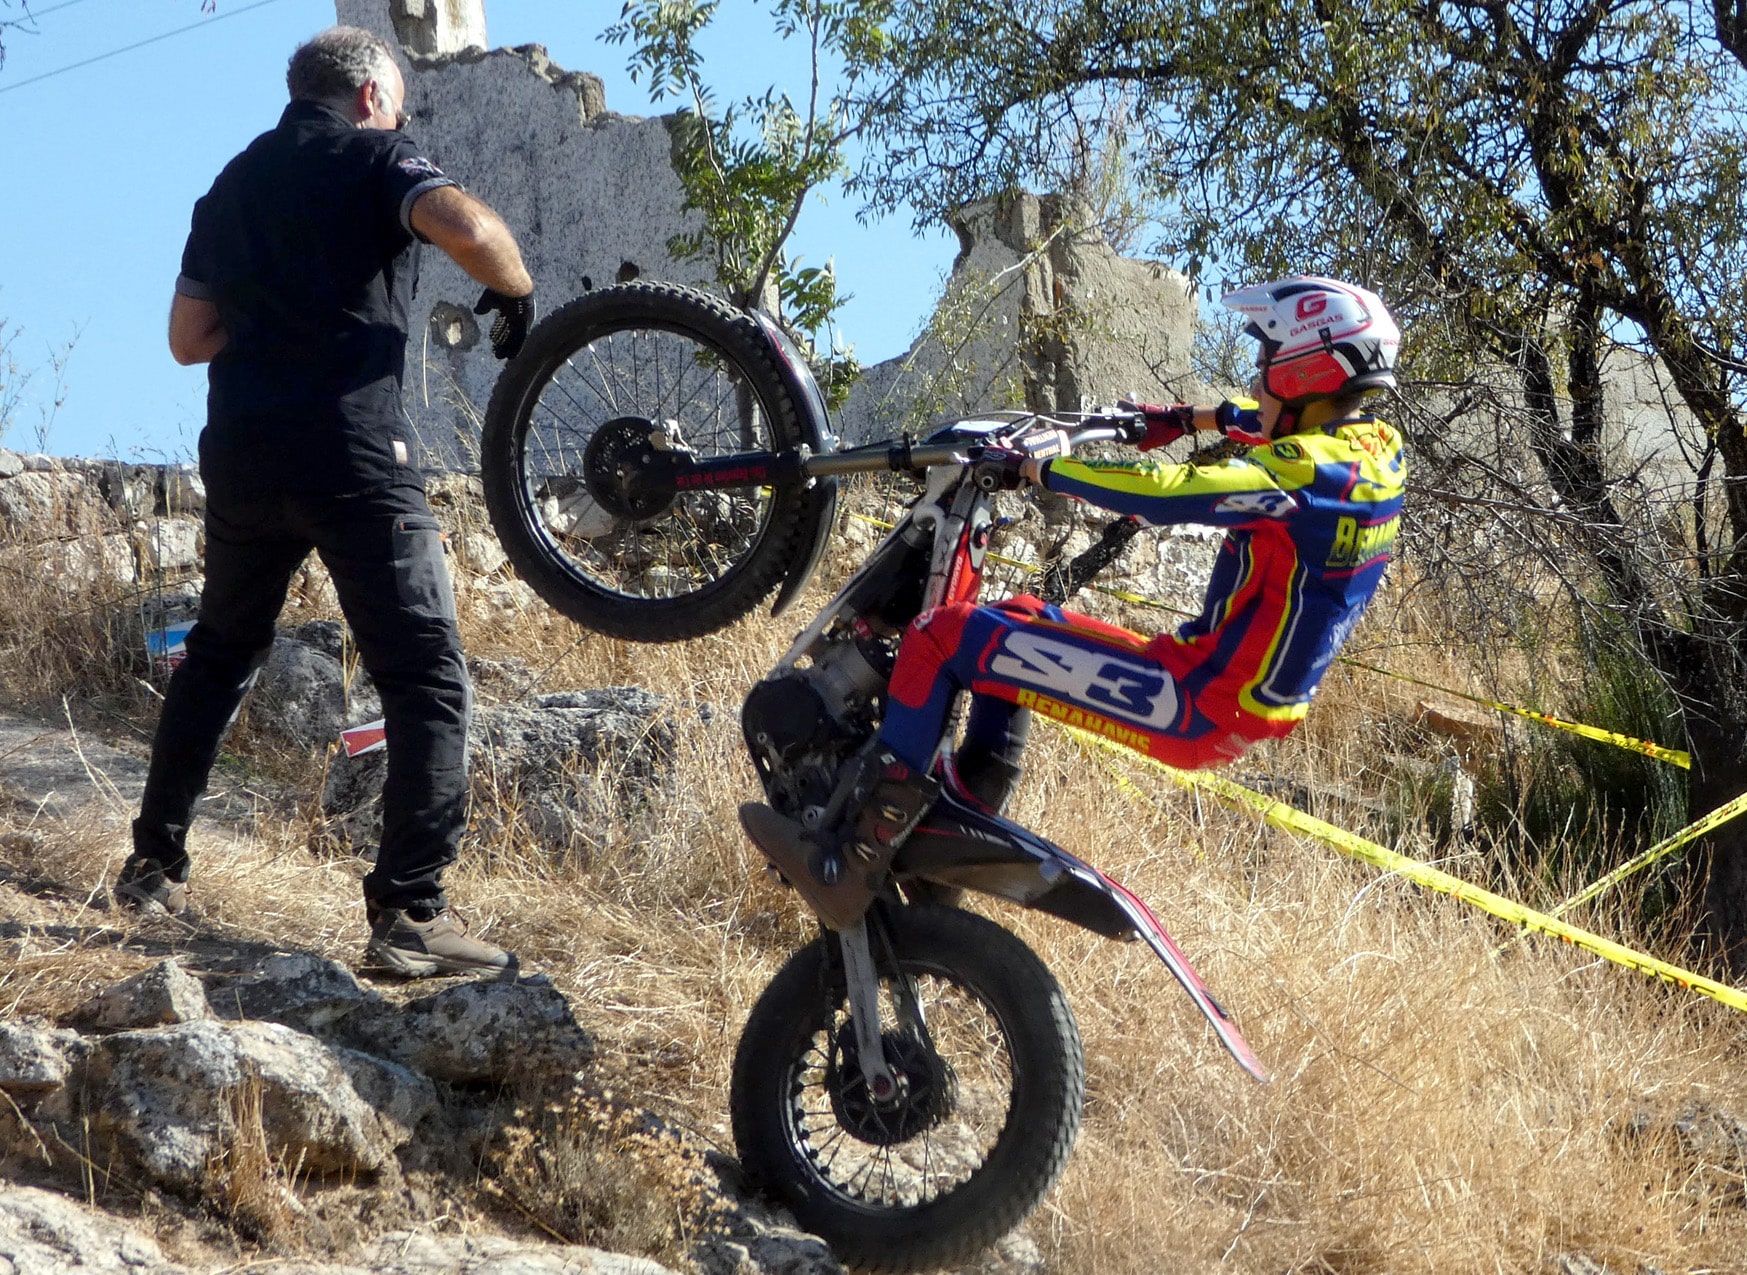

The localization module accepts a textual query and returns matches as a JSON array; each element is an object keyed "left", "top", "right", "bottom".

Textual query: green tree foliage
[
  {"left": 851, "top": 0, "right": 1747, "bottom": 954},
  {"left": 605, "top": 0, "right": 885, "bottom": 408}
]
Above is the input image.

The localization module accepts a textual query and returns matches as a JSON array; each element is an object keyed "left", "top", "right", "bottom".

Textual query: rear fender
[
  {"left": 749, "top": 310, "right": 840, "bottom": 617},
  {"left": 894, "top": 793, "right": 1270, "bottom": 1082}
]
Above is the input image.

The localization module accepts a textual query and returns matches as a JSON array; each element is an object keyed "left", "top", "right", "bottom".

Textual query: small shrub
[{"left": 485, "top": 1084, "right": 728, "bottom": 1271}]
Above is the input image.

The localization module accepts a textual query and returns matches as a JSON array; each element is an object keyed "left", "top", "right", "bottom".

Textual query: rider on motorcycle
[{"left": 742, "top": 276, "right": 1406, "bottom": 930}]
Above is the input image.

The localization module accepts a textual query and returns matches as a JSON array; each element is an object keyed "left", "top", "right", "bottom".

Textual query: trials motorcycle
[{"left": 480, "top": 281, "right": 1267, "bottom": 1272}]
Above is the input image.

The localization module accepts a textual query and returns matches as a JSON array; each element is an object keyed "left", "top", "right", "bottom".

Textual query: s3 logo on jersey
[{"left": 987, "top": 630, "right": 1180, "bottom": 729}]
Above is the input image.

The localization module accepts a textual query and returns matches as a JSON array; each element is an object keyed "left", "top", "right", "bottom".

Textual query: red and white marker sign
[{"left": 340, "top": 719, "right": 387, "bottom": 757}]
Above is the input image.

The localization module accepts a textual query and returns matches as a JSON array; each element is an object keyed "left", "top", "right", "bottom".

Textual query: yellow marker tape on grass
[
  {"left": 1062, "top": 724, "right": 1747, "bottom": 1015},
  {"left": 1337, "top": 657, "right": 1692, "bottom": 769},
  {"left": 1544, "top": 789, "right": 1747, "bottom": 921}
]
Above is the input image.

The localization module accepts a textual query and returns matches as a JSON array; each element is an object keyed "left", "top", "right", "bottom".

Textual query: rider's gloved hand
[
  {"left": 474, "top": 288, "right": 537, "bottom": 360},
  {"left": 1215, "top": 397, "right": 1268, "bottom": 445},
  {"left": 1119, "top": 400, "right": 1195, "bottom": 451},
  {"left": 971, "top": 431, "right": 1070, "bottom": 491}
]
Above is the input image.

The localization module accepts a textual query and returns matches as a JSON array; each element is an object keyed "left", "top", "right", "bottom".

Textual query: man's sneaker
[
  {"left": 363, "top": 906, "right": 516, "bottom": 978},
  {"left": 113, "top": 856, "right": 189, "bottom": 916}
]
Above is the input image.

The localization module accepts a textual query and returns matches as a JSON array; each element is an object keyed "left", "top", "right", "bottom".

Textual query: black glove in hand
[{"left": 474, "top": 288, "right": 536, "bottom": 360}]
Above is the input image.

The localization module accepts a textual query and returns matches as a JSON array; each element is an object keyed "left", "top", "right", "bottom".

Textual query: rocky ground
[{"left": 0, "top": 705, "right": 861, "bottom": 1275}]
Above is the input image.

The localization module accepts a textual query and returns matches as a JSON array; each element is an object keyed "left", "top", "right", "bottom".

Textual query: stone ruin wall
[{"left": 332, "top": 0, "right": 1202, "bottom": 456}]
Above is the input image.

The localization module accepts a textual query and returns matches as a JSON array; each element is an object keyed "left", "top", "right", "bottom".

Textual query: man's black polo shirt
[{"left": 177, "top": 99, "right": 457, "bottom": 497}]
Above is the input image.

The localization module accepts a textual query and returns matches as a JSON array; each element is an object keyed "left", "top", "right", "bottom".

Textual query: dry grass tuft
[
  {"left": 205, "top": 1075, "right": 308, "bottom": 1247},
  {"left": 485, "top": 1083, "right": 729, "bottom": 1271}
]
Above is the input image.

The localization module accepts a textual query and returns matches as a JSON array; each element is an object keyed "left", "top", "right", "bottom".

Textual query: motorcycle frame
[{"left": 743, "top": 419, "right": 1269, "bottom": 1084}]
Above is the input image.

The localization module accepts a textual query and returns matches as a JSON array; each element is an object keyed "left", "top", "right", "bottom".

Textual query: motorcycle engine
[{"left": 742, "top": 633, "right": 893, "bottom": 817}]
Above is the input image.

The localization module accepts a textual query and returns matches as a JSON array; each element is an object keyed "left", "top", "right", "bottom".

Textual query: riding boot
[
  {"left": 949, "top": 699, "right": 1029, "bottom": 814},
  {"left": 740, "top": 748, "right": 941, "bottom": 931},
  {"left": 942, "top": 750, "right": 1024, "bottom": 815}
]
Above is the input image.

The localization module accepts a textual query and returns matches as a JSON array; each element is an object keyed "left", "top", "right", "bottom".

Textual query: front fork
[
  {"left": 838, "top": 910, "right": 941, "bottom": 1102},
  {"left": 839, "top": 919, "right": 901, "bottom": 1101}
]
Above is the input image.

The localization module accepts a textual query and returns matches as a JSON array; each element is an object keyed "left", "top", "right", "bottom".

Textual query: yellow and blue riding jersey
[{"left": 1037, "top": 415, "right": 1405, "bottom": 762}]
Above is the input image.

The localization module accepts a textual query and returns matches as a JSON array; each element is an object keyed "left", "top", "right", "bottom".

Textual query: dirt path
[{"left": 0, "top": 704, "right": 274, "bottom": 834}]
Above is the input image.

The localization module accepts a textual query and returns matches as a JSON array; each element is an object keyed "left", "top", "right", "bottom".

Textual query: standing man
[{"left": 113, "top": 26, "right": 537, "bottom": 978}]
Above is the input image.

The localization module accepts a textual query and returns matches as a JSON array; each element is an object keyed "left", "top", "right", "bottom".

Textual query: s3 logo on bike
[{"left": 986, "top": 630, "right": 1180, "bottom": 729}]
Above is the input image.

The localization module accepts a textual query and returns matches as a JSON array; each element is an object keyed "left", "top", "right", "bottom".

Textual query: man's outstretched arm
[{"left": 409, "top": 186, "right": 533, "bottom": 298}]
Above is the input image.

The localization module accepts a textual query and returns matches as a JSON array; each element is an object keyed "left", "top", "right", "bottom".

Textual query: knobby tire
[
  {"left": 481, "top": 282, "right": 812, "bottom": 642},
  {"left": 730, "top": 905, "right": 1085, "bottom": 1272}
]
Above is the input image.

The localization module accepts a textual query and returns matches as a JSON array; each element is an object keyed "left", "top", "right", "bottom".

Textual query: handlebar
[
  {"left": 801, "top": 412, "right": 1146, "bottom": 480},
  {"left": 623, "top": 411, "right": 1148, "bottom": 497}
]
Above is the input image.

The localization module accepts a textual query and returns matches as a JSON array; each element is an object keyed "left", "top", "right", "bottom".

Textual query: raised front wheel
[{"left": 481, "top": 282, "right": 815, "bottom": 642}]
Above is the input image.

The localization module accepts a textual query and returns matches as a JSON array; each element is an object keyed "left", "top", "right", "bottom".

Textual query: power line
[
  {"left": 0, "top": 0, "right": 292, "bottom": 96},
  {"left": 3, "top": 0, "right": 99, "bottom": 24}
]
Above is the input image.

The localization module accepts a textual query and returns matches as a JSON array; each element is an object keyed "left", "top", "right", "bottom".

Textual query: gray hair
[{"left": 286, "top": 26, "right": 396, "bottom": 106}]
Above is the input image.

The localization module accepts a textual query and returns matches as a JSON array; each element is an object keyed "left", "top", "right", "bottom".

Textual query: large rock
[
  {"left": 345, "top": 975, "right": 594, "bottom": 1086},
  {"left": 138, "top": 518, "right": 202, "bottom": 572},
  {"left": 0, "top": 1183, "right": 697, "bottom": 1274},
  {"left": 0, "top": 470, "right": 109, "bottom": 537},
  {"left": 81, "top": 1020, "right": 406, "bottom": 1190},
  {"left": 322, "top": 687, "right": 671, "bottom": 861},
  {"left": 0, "top": 1022, "right": 86, "bottom": 1112},
  {"left": 35, "top": 531, "right": 137, "bottom": 588},
  {"left": 66, "top": 959, "right": 212, "bottom": 1033},
  {"left": 205, "top": 952, "right": 386, "bottom": 1036},
  {"left": 0, "top": 1186, "right": 184, "bottom": 1275},
  {"left": 691, "top": 1160, "right": 845, "bottom": 1275},
  {"left": 255, "top": 624, "right": 383, "bottom": 750},
  {"left": 351, "top": 1231, "right": 680, "bottom": 1275},
  {"left": 160, "top": 464, "right": 205, "bottom": 516},
  {"left": 97, "top": 462, "right": 156, "bottom": 520}
]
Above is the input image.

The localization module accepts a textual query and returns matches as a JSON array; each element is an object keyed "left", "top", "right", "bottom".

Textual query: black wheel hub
[
  {"left": 582, "top": 415, "right": 678, "bottom": 521},
  {"left": 825, "top": 1022, "right": 959, "bottom": 1146}
]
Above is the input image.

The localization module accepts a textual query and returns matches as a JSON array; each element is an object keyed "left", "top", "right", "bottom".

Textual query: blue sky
[{"left": 0, "top": 1, "right": 955, "bottom": 461}]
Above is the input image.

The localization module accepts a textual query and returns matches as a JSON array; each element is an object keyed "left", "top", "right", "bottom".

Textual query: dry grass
[
  {"left": 5, "top": 479, "right": 1747, "bottom": 1272},
  {"left": 207, "top": 1076, "right": 308, "bottom": 1247},
  {"left": 485, "top": 1083, "right": 730, "bottom": 1267}
]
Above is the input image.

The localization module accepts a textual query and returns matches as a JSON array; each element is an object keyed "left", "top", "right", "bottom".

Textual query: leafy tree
[
  {"left": 852, "top": 0, "right": 1747, "bottom": 957},
  {"left": 605, "top": 0, "right": 888, "bottom": 408}
]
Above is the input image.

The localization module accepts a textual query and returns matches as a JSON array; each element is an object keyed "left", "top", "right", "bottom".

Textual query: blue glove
[{"left": 1215, "top": 398, "right": 1268, "bottom": 445}]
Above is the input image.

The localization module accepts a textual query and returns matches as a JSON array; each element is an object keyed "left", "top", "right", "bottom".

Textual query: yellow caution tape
[
  {"left": 1542, "top": 788, "right": 1747, "bottom": 921},
  {"left": 1061, "top": 724, "right": 1747, "bottom": 1016},
  {"left": 1336, "top": 656, "right": 1692, "bottom": 769}
]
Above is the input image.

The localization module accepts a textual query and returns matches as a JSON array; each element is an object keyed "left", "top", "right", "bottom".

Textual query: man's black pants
[{"left": 133, "top": 483, "right": 471, "bottom": 912}]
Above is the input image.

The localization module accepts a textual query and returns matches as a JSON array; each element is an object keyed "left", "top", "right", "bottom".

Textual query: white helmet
[{"left": 1220, "top": 276, "right": 1399, "bottom": 406}]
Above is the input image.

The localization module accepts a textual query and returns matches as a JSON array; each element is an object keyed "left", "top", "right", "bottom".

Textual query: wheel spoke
[{"left": 778, "top": 970, "right": 1018, "bottom": 1212}]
